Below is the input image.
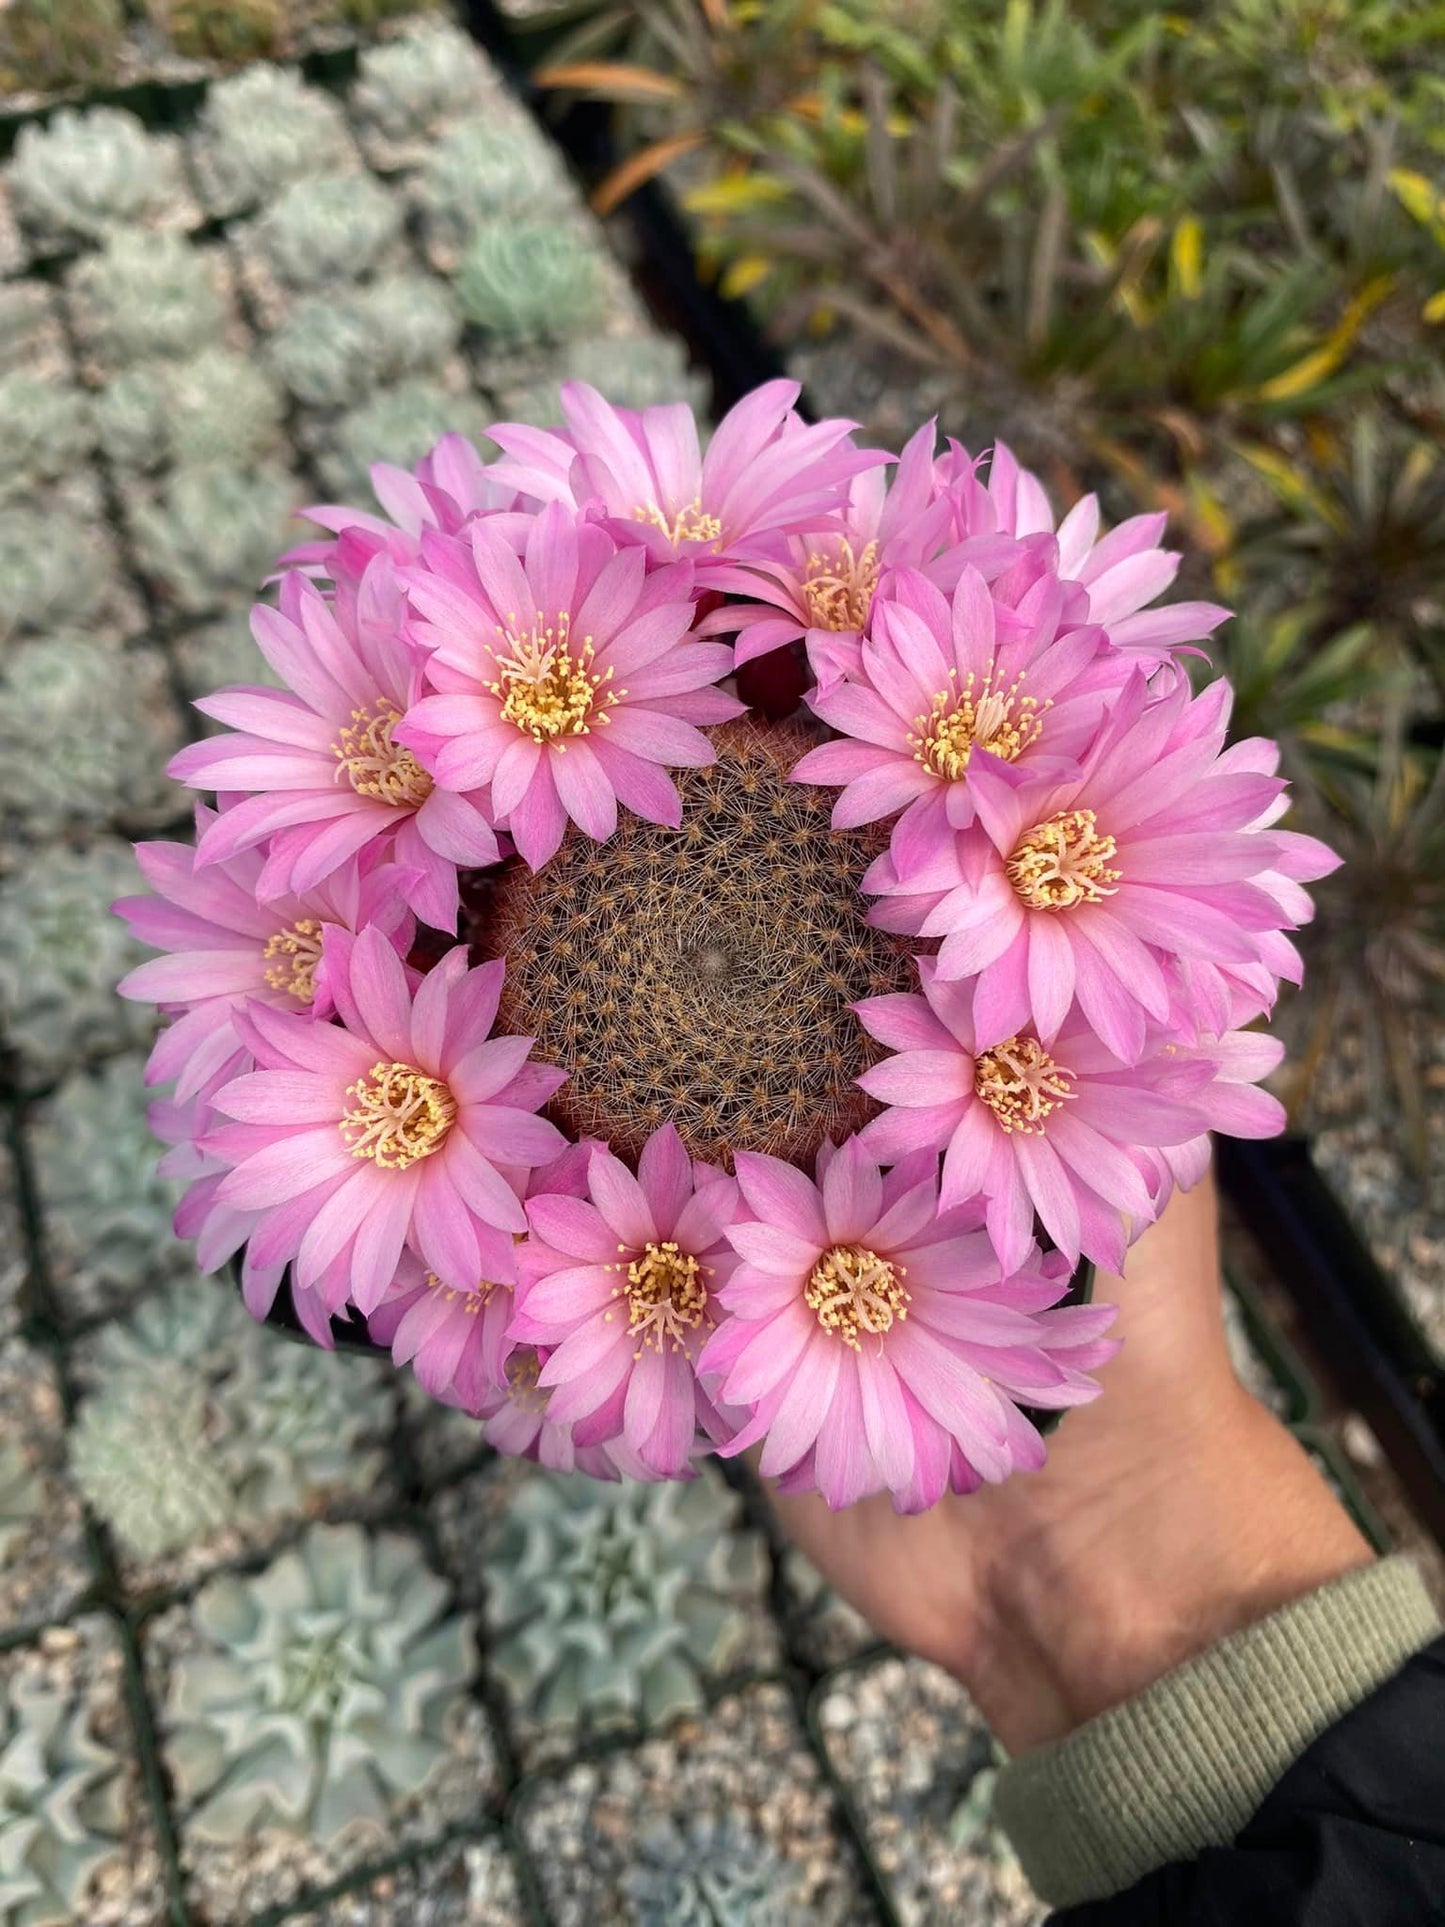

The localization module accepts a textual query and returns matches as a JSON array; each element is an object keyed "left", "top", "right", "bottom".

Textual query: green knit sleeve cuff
[{"left": 992, "top": 1555, "right": 1441, "bottom": 1910}]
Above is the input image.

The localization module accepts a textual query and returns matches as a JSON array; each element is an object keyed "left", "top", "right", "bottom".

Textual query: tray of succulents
[{"left": 115, "top": 382, "right": 1334, "bottom": 1511}]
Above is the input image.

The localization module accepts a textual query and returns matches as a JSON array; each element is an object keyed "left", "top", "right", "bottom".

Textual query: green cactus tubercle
[{"left": 163, "top": 1523, "right": 474, "bottom": 1845}]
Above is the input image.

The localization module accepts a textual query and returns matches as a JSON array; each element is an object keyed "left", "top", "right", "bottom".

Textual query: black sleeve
[{"left": 1048, "top": 1634, "right": 1445, "bottom": 1926}]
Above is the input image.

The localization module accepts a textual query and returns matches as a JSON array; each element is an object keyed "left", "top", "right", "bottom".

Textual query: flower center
[
  {"left": 607, "top": 1239, "right": 712, "bottom": 1357},
  {"left": 423, "top": 1270, "right": 500, "bottom": 1315},
  {"left": 803, "top": 538, "right": 880, "bottom": 632},
  {"left": 340, "top": 1061, "right": 456, "bottom": 1169},
  {"left": 504, "top": 1346, "right": 549, "bottom": 1413},
  {"left": 910, "top": 664, "right": 1048, "bottom": 782},
  {"left": 261, "top": 917, "right": 325, "bottom": 1003},
  {"left": 487, "top": 611, "right": 619, "bottom": 744},
  {"left": 332, "top": 700, "right": 434, "bottom": 807},
  {"left": 805, "top": 1244, "right": 910, "bottom": 1350},
  {"left": 634, "top": 498, "right": 723, "bottom": 548},
  {"left": 1006, "top": 808, "right": 1121, "bottom": 911},
  {"left": 973, "top": 1036, "right": 1076, "bottom": 1135}
]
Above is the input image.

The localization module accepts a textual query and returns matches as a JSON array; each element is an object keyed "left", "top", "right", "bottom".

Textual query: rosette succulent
[
  {"left": 501, "top": 334, "right": 707, "bottom": 426},
  {"left": 250, "top": 175, "right": 402, "bottom": 291},
  {"left": 623, "top": 1815, "right": 799, "bottom": 1927},
  {"left": 487, "top": 1470, "right": 766, "bottom": 1729},
  {"left": 0, "top": 374, "right": 93, "bottom": 505},
  {"left": 317, "top": 381, "right": 492, "bottom": 500},
  {"left": 8, "top": 108, "right": 181, "bottom": 248},
  {"left": 68, "top": 234, "right": 227, "bottom": 367},
  {"left": 0, "top": 510, "right": 109, "bottom": 639},
  {"left": 70, "top": 1362, "right": 236, "bottom": 1564},
  {"left": 189, "top": 64, "right": 356, "bottom": 216},
  {"left": 350, "top": 19, "right": 492, "bottom": 158},
  {"left": 413, "top": 113, "right": 574, "bottom": 262},
  {"left": 0, "top": 1673, "right": 126, "bottom": 1927},
  {"left": 453, "top": 221, "right": 605, "bottom": 341},
  {"left": 269, "top": 275, "right": 460, "bottom": 411},
  {"left": 163, "top": 1523, "right": 474, "bottom": 1844},
  {"left": 0, "top": 846, "right": 155, "bottom": 1082},
  {"left": 95, "top": 349, "right": 284, "bottom": 474},
  {"left": 0, "top": 639, "right": 181, "bottom": 835},
  {"left": 129, "top": 463, "right": 300, "bottom": 613}
]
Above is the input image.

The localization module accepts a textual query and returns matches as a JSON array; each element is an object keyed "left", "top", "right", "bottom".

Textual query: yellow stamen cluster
[
  {"left": 973, "top": 1036, "right": 1076, "bottom": 1135},
  {"left": 910, "top": 664, "right": 1048, "bottom": 782},
  {"left": 487, "top": 611, "right": 619, "bottom": 745},
  {"left": 332, "top": 701, "right": 433, "bottom": 807},
  {"left": 1007, "top": 809, "right": 1121, "bottom": 911},
  {"left": 504, "top": 1346, "right": 549, "bottom": 1413},
  {"left": 261, "top": 918, "right": 325, "bottom": 1003},
  {"left": 340, "top": 1061, "right": 456, "bottom": 1169},
  {"left": 805, "top": 1244, "right": 910, "bottom": 1350},
  {"left": 606, "top": 1239, "right": 712, "bottom": 1358},
  {"left": 422, "top": 1270, "right": 500, "bottom": 1316},
  {"left": 634, "top": 498, "right": 723, "bottom": 547},
  {"left": 803, "top": 538, "right": 880, "bottom": 633}
]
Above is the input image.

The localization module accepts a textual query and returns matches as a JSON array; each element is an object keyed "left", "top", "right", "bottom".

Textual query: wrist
[{"left": 958, "top": 1393, "right": 1374, "bottom": 1753}]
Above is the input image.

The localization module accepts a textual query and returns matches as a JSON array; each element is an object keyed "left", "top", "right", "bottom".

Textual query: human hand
[{"left": 764, "top": 1165, "right": 1373, "bottom": 1752}]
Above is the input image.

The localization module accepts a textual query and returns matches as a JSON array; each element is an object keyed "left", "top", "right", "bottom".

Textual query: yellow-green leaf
[
  {"left": 721, "top": 254, "right": 773, "bottom": 298},
  {"left": 1171, "top": 216, "right": 1203, "bottom": 299},
  {"left": 1424, "top": 289, "right": 1445, "bottom": 324}
]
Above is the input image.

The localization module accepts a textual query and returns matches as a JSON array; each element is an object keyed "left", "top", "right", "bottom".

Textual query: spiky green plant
[
  {"left": 9, "top": 108, "right": 182, "bottom": 249},
  {"left": 0, "top": 374, "right": 93, "bottom": 505},
  {"left": 251, "top": 175, "right": 402, "bottom": 291},
  {"left": 350, "top": 19, "right": 492, "bottom": 155},
  {"left": 163, "top": 1523, "right": 474, "bottom": 1844},
  {"left": 0, "top": 0, "right": 123, "bottom": 98},
  {"left": 0, "top": 845, "right": 154, "bottom": 1083},
  {"left": 622, "top": 1815, "right": 799, "bottom": 1927},
  {"left": 70, "top": 1363, "right": 237, "bottom": 1565},
  {"left": 487, "top": 1469, "right": 766, "bottom": 1730},
  {"left": 222, "top": 1334, "right": 392, "bottom": 1520},
  {"left": 0, "top": 509, "right": 110, "bottom": 642},
  {"left": 269, "top": 274, "right": 460, "bottom": 410},
  {"left": 0, "top": 1446, "right": 42, "bottom": 1564},
  {"left": 190, "top": 64, "right": 357, "bottom": 217},
  {"left": 0, "top": 1672, "right": 126, "bottom": 1927},
  {"left": 317, "top": 380, "right": 492, "bottom": 500},
  {"left": 28, "top": 1055, "right": 186, "bottom": 1306},
  {"left": 68, "top": 234, "right": 227, "bottom": 367},
  {"left": 149, "top": 0, "right": 285, "bottom": 62},
  {"left": 0, "top": 639, "right": 181, "bottom": 835},
  {"left": 87, "top": 1276, "right": 242, "bottom": 1379},
  {"left": 453, "top": 221, "right": 605, "bottom": 341},
  {"left": 129, "top": 462, "right": 299, "bottom": 613},
  {"left": 95, "top": 349, "right": 285, "bottom": 473}
]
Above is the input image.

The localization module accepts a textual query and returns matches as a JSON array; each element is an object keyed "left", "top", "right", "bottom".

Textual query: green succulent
[
  {"left": 413, "top": 112, "right": 575, "bottom": 259},
  {"left": 151, "top": 0, "right": 285, "bottom": 63},
  {"left": 0, "top": 1446, "right": 42, "bottom": 1565},
  {"left": 0, "top": 1671, "right": 126, "bottom": 1927},
  {"left": 0, "top": 285, "right": 65, "bottom": 382},
  {"left": 501, "top": 333, "right": 707, "bottom": 427},
  {"left": 28, "top": 1055, "right": 187, "bottom": 1307},
  {"left": 72, "top": 1281, "right": 393, "bottom": 1564},
  {"left": 251, "top": 175, "right": 402, "bottom": 291},
  {"left": 0, "top": 374, "right": 93, "bottom": 505},
  {"left": 487, "top": 1470, "right": 766, "bottom": 1730},
  {"left": 317, "top": 379, "right": 492, "bottom": 500},
  {"left": 70, "top": 1362, "right": 237, "bottom": 1565},
  {"left": 0, "top": 638, "right": 181, "bottom": 836},
  {"left": 95, "top": 348, "right": 285, "bottom": 473},
  {"left": 8, "top": 108, "right": 180, "bottom": 249},
  {"left": 0, "top": 509, "right": 110, "bottom": 642},
  {"left": 270, "top": 274, "right": 460, "bottom": 410},
  {"left": 129, "top": 462, "right": 300, "bottom": 613},
  {"left": 0, "top": 846, "right": 154, "bottom": 1083},
  {"left": 175, "top": 611, "right": 282, "bottom": 712},
  {"left": 68, "top": 234, "right": 227, "bottom": 368},
  {"left": 623, "top": 1815, "right": 798, "bottom": 1927},
  {"left": 350, "top": 19, "right": 492, "bottom": 152},
  {"left": 163, "top": 1523, "right": 475, "bottom": 1844},
  {"left": 190, "top": 63, "right": 357, "bottom": 217},
  {"left": 0, "top": 0, "right": 124, "bottom": 96},
  {"left": 453, "top": 221, "right": 605, "bottom": 342}
]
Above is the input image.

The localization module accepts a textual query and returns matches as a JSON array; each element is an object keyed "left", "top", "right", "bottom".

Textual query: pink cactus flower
[
  {"left": 365, "top": 1140, "right": 595, "bottom": 1411},
  {"left": 398, "top": 499, "right": 744, "bottom": 870},
  {"left": 115, "top": 807, "right": 415, "bottom": 1105},
  {"left": 168, "top": 561, "right": 500, "bottom": 931},
  {"left": 698, "top": 1138, "right": 1119, "bottom": 1512},
  {"left": 201, "top": 927, "right": 567, "bottom": 1319},
  {"left": 870, "top": 674, "right": 1340, "bottom": 1062},
  {"left": 484, "top": 380, "right": 887, "bottom": 580},
  {"left": 792, "top": 563, "right": 1118, "bottom": 875},
  {"left": 942, "top": 441, "right": 1232, "bottom": 665},
  {"left": 853, "top": 960, "right": 1234, "bottom": 1273},
  {"left": 511, "top": 1126, "right": 742, "bottom": 1480}
]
